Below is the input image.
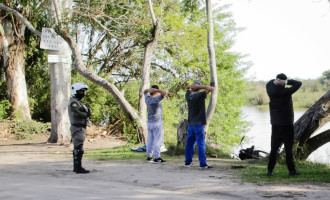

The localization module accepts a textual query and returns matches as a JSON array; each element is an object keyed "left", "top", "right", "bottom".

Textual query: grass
[
  {"left": 238, "top": 159, "right": 330, "bottom": 183},
  {"left": 85, "top": 144, "right": 147, "bottom": 160}
]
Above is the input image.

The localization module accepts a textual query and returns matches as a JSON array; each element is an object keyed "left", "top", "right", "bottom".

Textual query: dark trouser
[
  {"left": 70, "top": 126, "right": 87, "bottom": 172},
  {"left": 268, "top": 125, "right": 296, "bottom": 172}
]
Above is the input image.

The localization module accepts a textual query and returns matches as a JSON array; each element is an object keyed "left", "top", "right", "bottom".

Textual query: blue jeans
[{"left": 185, "top": 125, "right": 207, "bottom": 167}]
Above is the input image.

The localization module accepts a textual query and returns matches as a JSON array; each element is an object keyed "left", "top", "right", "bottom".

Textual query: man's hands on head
[{"left": 274, "top": 78, "right": 287, "bottom": 86}]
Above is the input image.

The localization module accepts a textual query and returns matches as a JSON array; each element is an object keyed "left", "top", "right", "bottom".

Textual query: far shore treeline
[{"left": 245, "top": 73, "right": 330, "bottom": 110}]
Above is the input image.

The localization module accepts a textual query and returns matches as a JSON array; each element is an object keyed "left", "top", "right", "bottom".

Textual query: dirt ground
[{"left": 0, "top": 135, "right": 330, "bottom": 200}]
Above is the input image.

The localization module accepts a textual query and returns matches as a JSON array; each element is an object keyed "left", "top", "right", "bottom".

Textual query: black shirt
[
  {"left": 186, "top": 90, "right": 207, "bottom": 125},
  {"left": 266, "top": 79, "right": 302, "bottom": 125}
]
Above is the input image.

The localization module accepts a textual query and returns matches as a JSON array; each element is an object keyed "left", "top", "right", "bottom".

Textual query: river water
[{"left": 239, "top": 107, "right": 330, "bottom": 165}]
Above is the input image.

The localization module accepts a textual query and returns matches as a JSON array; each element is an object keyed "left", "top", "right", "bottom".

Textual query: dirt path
[{"left": 0, "top": 138, "right": 329, "bottom": 200}]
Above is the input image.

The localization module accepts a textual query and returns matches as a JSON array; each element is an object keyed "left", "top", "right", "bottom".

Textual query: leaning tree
[{"left": 294, "top": 90, "right": 330, "bottom": 160}]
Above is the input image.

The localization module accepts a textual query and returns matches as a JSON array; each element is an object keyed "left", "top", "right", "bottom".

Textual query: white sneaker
[{"left": 184, "top": 163, "right": 193, "bottom": 168}]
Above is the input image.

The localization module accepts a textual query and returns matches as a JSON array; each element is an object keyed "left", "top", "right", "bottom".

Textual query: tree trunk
[
  {"left": 298, "top": 129, "right": 330, "bottom": 160},
  {"left": 47, "top": 0, "right": 72, "bottom": 144},
  {"left": 138, "top": 0, "right": 161, "bottom": 144},
  {"left": 47, "top": 51, "right": 71, "bottom": 144},
  {"left": 177, "top": 119, "right": 188, "bottom": 145},
  {"left": 205, "top": 0, "right": 218, "bottom": 135},
  {"left": 0, "top": 16, "right": 31, "bottom": 120},
  {"left": 294, "top": 90, "right": 330, "bottom": 159}
]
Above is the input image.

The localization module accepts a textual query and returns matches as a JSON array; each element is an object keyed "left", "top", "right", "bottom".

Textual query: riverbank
[
  {"left": 240, "top": 106, "right": 330, "bottom": 165},
  {"left": 1, "top": 138, "right": 330, "bottom": 200}
]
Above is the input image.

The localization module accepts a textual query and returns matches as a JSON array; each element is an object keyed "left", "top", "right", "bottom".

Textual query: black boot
[
  {"left": 76, "top": 152, "right": 90, "bottom": 174},
  {"left": 73, "top": 152, "right": 77, "bottom": 172}
]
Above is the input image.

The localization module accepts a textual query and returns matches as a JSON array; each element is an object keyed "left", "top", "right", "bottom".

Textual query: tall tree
[
  {"left": 47, "top": 0, "right": 72, "bottom": 143},
  {"left": 204, "top": 0, "right": 218, "bottom": 134},
  {"left": 0, "top": 1, "right": 31, "bottom": 120},
  {"left": 138, "top": 0, "right": 162, "bottom": 143}
]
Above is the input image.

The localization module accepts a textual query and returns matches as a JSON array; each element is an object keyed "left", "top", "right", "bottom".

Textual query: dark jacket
[
  {"left": 68, "top": 97, "right": 90, "bottom": 127},
  {"left": 266, "top": 79, "right": 302, "bottom": 125}
]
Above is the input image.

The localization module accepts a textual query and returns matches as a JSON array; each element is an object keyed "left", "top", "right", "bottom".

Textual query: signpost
[
  {"left": 40, "top": 27, "right": 72, "bottom": 143},
  {"left": 40, "top": 27, "right": 72, "bottom": 63}
]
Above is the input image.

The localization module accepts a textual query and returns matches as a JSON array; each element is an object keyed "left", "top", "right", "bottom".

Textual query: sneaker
[
  {"left": 146, "top": 157, "right": 153, "bottom": 163},
  {"left": 184, "top": 162, "right": 193, "bottom": 168},
  {"left": 267, "top": 171, "right": 273, "bottom": 176},
  {"left": 153, "top": 157, "right": 166, "bottom": 163},
  {"left": 289, "top": 170, "right": 301, "bottom": 176},
  {"left": 200, "top": 164, "right": 213, "bottom": 169}
]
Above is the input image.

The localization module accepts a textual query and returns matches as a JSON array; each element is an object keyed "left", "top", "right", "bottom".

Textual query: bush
[
  {"left": 0, "top": 99, "right": 11, "bottom": 119},
  {"left": 165, "top": 143, "right": 231, "bottom": 158},
  {"left": 9, "top": 120, "right": 50, "bottom": 140}
]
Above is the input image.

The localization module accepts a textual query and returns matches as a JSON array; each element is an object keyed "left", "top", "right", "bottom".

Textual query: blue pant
[{"left": 185, "top": 125, "right": 207, "bottom": 167}]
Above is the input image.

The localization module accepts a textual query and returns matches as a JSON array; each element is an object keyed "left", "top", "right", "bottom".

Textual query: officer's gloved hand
[{"left": 86, "top": 106, "right": 92, "bottom": 117}]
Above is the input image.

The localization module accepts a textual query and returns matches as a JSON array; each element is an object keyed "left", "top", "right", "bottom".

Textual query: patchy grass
[
  {"left": 237, "top": 159, "right": 330, "bottom": 183},
  {"left": 85, "top": 144, "right": 147, "bottom": 160},
  {"left": 85, "top": 142, "right": 231, "bottom": 161}
]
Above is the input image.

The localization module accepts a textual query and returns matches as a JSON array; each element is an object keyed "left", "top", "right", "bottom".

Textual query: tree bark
[
  {"left": 47, "top": 51, "right": 71, "bottom": 144},
  {"left": 0, "top": 14, "right": 31, "bottom": 120},
  {"left": 298, "top": 129, "right": 330, "bottom": 160},
  {"left": 294, "top": 90, "right": 330, "bottom": 159},
  {"left": 205, "top": 0, "right": 218, "bottom": 135},
  {"left": 47, "top": 0, "right": 72, "bottom": 144},
  {"left": 177, "top": 119, "right": 188, "bottom": 145}
]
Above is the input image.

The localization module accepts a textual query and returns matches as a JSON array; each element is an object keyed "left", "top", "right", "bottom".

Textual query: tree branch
[{"left": 0, "top": 3, "right": 41, "bottom": 37}]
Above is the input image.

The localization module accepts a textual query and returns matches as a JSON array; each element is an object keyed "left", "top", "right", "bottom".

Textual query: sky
[{"left": 219, "top": 0, "right": 330, "bottom": 81}]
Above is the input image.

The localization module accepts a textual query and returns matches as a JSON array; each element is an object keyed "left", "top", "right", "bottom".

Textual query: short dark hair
[
  {"left": 276, "top": 73, "right": 287, "bottom": 80},
  {"left": 151, "top": 85, "right": 159, "bottom": 89}
]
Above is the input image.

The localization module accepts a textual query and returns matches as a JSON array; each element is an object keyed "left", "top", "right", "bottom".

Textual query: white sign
[
  {"left": 40, "top": 28, "right": 66, "bottom": 50},
  {"left": 48, "top": 54, "right": 72, "bottom": 63}
]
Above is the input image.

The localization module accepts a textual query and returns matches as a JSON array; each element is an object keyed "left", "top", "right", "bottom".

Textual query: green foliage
[
  {"left": 8, "top": 120, "right": 50, "bottom": 140},
  {"left": 245, "top": 81, "right": 268, "bottom": 106},
  {"left": 166, "top": 143, "right": 186, "bottom": 156},
  {"left": 0, "top": 99, "right": 11, "bottom": 119},
  {"left": 319, "top": 70, "right": 330, "bottom": 89},
  {"left": 71, "top": 73, "right": 140, "bottom": 143},
  {"left": 25, "top": 51, "right": 50, "bottom": 122},
  {"left": 5, "top": 0, "right": 251, "bottom": 149}
]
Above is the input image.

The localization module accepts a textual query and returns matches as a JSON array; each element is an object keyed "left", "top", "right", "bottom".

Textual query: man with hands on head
[
  {"left": 185, "top": 81, "right": 214, "bottom": 169},
  {"left": 266, "top": 73, "right": 302, "bottom": 177},
  {"left": 144, "top": 85, "right": 168, "bottom": 163}
]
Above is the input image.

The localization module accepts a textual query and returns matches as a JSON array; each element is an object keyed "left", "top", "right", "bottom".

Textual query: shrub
[
  {"left": 9, "top": 120, "right": 50, "bottom": 140},
  {"left": 0, "top": 99, "right": 11, "bottom": 119}
]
